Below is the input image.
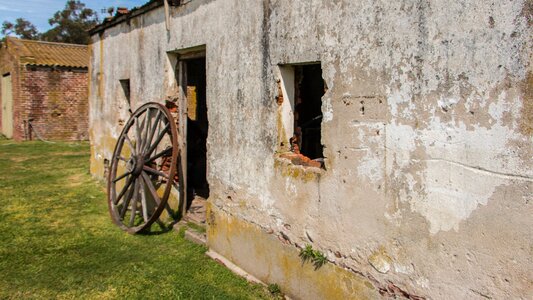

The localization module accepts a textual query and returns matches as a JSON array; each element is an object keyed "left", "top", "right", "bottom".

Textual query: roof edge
[
  {"left": 5, "top": 36, "right": 87, "bottom": 48},
  {"left": 23, "top": 63, "right": 88, "bottom": 69},
  {"left": 89, "top": 0, "right": 165, "bottom": 36},
  {"left": 15, "top": 38, "right": 88, "bottom": 48}
]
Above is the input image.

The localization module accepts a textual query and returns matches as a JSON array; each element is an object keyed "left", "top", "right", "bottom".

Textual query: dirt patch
[
  {"left": 51, "top": 151, "right": 91, "bottom": 156},
  {"left": 66, "top": 173, "right": 85, "bottom": 187},
  {"left": 10, "top": 157, "right": 29, "bottom": 162}
]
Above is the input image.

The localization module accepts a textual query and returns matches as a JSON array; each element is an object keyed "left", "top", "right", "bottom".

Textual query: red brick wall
[{"left": 18, "top": 66, "right": 88, "bottom": 141}]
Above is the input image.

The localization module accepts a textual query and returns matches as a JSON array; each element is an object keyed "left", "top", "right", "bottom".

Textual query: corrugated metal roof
[{"left": 7, "top": 37, "right": 88, "bottom": 68}]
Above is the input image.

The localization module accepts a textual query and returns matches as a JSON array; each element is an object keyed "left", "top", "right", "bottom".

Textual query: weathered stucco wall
[{"left": 89, "top": 0, "right": 532, "bottom": 298}]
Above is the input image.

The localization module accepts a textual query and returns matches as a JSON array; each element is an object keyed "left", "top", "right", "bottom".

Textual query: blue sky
[{"left": 0, "top": 0, "right": 148, "bottom": 34}]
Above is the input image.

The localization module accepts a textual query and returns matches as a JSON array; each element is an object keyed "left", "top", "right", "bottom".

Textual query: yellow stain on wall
[{"left": 207, "top": 203, "right": 379, "bottom": 300}]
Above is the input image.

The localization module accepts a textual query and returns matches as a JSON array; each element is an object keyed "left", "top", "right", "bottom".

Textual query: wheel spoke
[
  {"left": 146, "top": 147, "right": 172, "bottom": 163},
  {"left": 119, "top": 181, "right": 136, "bottom": 219},
  {"left": 113, "top": 171, "right": 132, "bottom": 183},
  {"left": 140, "top": 179, "right": 149, "bottom": 222},
  {"left": 134, "top": 116, "right": 142, "bottom": 154},
  {"left": 124, "top": 134, "right": 136, "bottom": 155},
  {"left": 145, "top": 122, "right": 170, "bottom": 158},
  {"left": 141, "top": 108, "right": 152, "bottom": 151},
  {"left": 144, "top": 111, "right": 162, "bottom": 153},
  {"left": 141, "top": 171, "right": 161, "bottom": 206},
  {"left": 129, "top": 180, "right": 140, "bottom": 227},
  {"left": 143, "top": 165, "right": 169, "bottom": 179},
  {"left": 115, "top": 175, "right": 134, "bottom": 204}
]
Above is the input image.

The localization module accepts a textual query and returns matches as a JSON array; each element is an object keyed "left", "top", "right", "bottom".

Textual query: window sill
[
  {"left": 275, "top": 153, "right": 325, "bottom": 182},
  {"left": 278, "top": 152, "right": 324, "bottom": 169}
]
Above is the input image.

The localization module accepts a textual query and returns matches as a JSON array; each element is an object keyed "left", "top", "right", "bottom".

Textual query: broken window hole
[
  {"left": 294, "top": 64, "right": 325, "bottom": 160},
  {"left": 277, "top": 63, "right": 326, "bottom": 169}
]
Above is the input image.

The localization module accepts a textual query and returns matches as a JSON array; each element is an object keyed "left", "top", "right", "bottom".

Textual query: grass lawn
[{"left": 0, "top": 141, "right": 275, "bottom": 299}]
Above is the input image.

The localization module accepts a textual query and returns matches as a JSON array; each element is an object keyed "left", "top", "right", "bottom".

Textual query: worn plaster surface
[{"left": 89, "top": 0, "right": 532, "bottom": 298}]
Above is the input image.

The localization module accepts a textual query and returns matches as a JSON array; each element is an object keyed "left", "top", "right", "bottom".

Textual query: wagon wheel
[{"left": 108, "top": 102, "right": 179, "bottom": 234}]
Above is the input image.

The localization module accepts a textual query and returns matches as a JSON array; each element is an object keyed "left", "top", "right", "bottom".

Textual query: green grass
[{"left": 0, "top": 141, "right": 275, "bottom": 299}]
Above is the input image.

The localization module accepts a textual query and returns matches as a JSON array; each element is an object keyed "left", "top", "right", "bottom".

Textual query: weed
[
  {"left": 268, "top": 283, "right": 281, "bottom": 295},
  {"left": 312, "top": 250, "right": 327, "bottom": 269},
  {"left": 299, "top": 244, "right": 315, "bottom": 262},
  {"left": 299, "top": 244, "right": 328, "bottom": 270}
]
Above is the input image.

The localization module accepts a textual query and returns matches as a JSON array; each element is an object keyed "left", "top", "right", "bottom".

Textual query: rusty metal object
[{"left": 108, "top": 102, "right": 180, "bottom": 234}]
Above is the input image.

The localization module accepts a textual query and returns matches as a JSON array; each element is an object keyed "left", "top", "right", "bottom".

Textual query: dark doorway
[{"left": 185, "top": 57, "right": 209, "bottom": 209}]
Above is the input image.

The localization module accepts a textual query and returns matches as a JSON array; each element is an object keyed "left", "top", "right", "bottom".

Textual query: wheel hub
[{"left": 131, "top": 155, "right": 145, "bottom": 176}]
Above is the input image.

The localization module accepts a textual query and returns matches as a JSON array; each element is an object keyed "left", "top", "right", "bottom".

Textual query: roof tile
[{"left": 7, "top": 37, "right": 88, "bottom": 68}]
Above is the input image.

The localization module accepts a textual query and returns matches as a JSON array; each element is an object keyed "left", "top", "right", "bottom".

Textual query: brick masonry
[{"left": 18, "top": 66, "right": 88, "bottom": 141}]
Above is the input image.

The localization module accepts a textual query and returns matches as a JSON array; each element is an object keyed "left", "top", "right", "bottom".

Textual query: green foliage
[
  {"left": 1, "top": 18, "right": 39, "bottom": 40},
  {"left": 299, "top": 244, "right": 328, "bottom": 270},
  {"left": 299, "top": 244, "right": 315, "bottom": 263},
  {"left": 0, "top": 141, "right": 276, "bottom": 299},
  {"left": 1, "top": 1, "right": 98, "bottom": 44},
  {"left": 312, "top": 250, "right": 327, "bottom": 269},
  {"left": 267, "top": 283, "right": 281, "bottom": 296},
  {"left": 41, "top": 1, "right": 99, "bottom": 44}
]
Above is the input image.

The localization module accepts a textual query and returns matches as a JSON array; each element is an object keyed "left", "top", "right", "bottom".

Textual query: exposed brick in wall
[{"left": 18, "top": 66, "right": 89, "bottom": 141}]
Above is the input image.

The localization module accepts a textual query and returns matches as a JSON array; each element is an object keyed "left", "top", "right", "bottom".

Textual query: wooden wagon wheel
[{"left": 107, "top": 102, "right": 179, "bottom": 234}]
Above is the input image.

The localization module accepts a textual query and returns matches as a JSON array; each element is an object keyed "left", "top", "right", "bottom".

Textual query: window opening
[
  {"left": 292, "top": 64, "right": 325, "bottom": 160},
  {"left": 119, "top": 79, "right": 131, "bottom": 113}
]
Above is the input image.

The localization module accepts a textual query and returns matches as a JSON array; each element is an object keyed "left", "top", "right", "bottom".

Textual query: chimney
[{"left": 117, "top": 7, "right": 129, "bottom": 15}]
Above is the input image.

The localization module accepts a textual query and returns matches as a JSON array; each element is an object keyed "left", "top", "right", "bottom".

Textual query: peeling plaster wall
[{"left": 89, "top": 0, "right": 532, "bottom": 298}]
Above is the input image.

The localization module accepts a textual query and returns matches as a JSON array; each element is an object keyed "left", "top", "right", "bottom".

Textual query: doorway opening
[{"left": 182, "top": 55, "right": 209, "bottom": 224}]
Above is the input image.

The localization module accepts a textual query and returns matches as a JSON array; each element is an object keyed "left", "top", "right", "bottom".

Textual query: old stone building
[
  {"left": 88, "top": 0, "right": 532, "bottom": 299},
  {"left": 0, "top": 37, "right": 89, "bottom": 141}
]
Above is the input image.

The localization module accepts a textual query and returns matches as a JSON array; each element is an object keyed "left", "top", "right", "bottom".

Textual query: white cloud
[{"left": 0, "top": 5, "right": 23, "bottom": 12}]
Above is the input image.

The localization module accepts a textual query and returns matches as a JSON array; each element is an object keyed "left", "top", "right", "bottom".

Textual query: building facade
[
  {"left": 88, "top": 0, "right": 532, "bottom": 299},
  {"left": 0, "top": 37, "right": 89, "bottom": 141}
]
